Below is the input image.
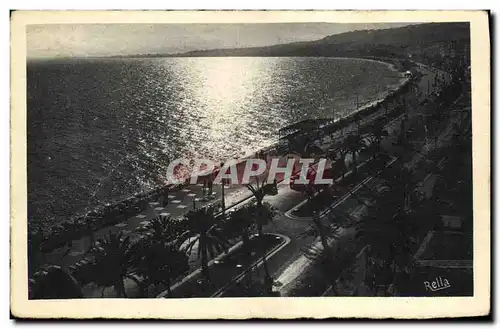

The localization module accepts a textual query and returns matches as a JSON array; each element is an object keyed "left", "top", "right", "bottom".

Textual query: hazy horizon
[{"left": 27, "top": 23, "right": 414, "bottom": 59}]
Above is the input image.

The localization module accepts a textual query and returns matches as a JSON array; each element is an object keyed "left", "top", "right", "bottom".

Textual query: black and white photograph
[{"left": 10, "top": 10, "right": 490, "bottom": 319}]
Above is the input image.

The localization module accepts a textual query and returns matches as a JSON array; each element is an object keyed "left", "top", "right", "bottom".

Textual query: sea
[{"left": 27, "top": 56, "right": 404, "bottom": 228}]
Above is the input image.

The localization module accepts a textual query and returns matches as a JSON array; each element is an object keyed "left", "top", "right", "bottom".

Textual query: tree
[
  {"left": 355, "top": 193, "right": 396, "bottom": 290},
  {"left": 328, "top": 142, "right": 349, "bottom": 179},
  {"left": 245, "top": 177, "right": 278, "bottom": 206},
  {"left": 357, "top": 205, "right": 417, "bottom": 292},
  {"left": 146, "top": 214, "right": 186, "bottom": 245},
  {"left": 396, "top": 114, "right": 409, "bottom": 146},
  {"left": 245, "top": 177, "right": 278, "bottom": 294},
  {"left": 28, "top": 228, "right": 46, "bottom": 276},
  {"left": 380, "top": 164, "right": 418, "bottom": 212},
  {"left": 222, "top": 204, "right": 255, "bottom": 255},
  {"left": 365, "top": 122, "right": 389, "bottom": 160},
  {"left": 345, "top": 134, "right": 365, "bottom": 175},
  {"left": 131, "top": 239, "right": 189, "bottom": 297},
  {"left": 30, "top": 265, "right": 83, "bottom": 299},
  {"left": 179, "top": 205, "right": 229, "bottom": 284},
  {"left": 309, "top": 192, "right": 341, "bottom": 293},
  {"left": 88, "top": 232, "right": 139, "bottom": 297},
  {"left": 299, "top": 195, "right": 359, "bottom": 296},
  {"left": 246, "top": 201, "right": 277, "bottom": 294},
  {"left": 130, "top": 215, "right": 189, "bottom": 297},
  {"left": 354, "top": 165, "right": 423, "bottom": 292}
]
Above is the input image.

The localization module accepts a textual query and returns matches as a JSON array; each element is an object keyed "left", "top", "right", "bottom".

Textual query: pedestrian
[{"left": 202, "top": 180, "right": 207, "bottom": 197}]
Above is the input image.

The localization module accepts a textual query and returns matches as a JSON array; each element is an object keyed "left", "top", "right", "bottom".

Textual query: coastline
[{"left": 30, "top": 57, "right": 414, "bottom": 253}]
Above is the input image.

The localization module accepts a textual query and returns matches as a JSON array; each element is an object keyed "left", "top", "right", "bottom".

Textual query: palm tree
[
  {"left": 147, "top": 214, "right": 186, "bottom": 244},
  {"left": 246, "top": 201, "right": 276, "bottom": 294},
  {"left": 380, "top": 164, "right": 418, "bottom": 212},
  {"left": 394, "top": 112, "right": 409, "bottom": 146},
  {"left": 88, "top": 232, "right": 139, "bottom": 297},
  {"left": 83, "top": 220, "right": 96, "bottom": 255},
  {"left": 310, "top": 194, "right": 339, "bottom": 292},
  {"left": 245, "top": 177, "right": 278, "bottom": 294},
  {"left": 245, "top": 177, "right": 278, "bottom": 206},
  {"left": 357, "top": 204, "right": 417, "bottom": 292},
  {"left": 365, "top": 122, "right": 389, "bottom": 160},
  {"left": 30, "top": 265, "right": 83, "bottom": 299},
  {"left": 131, "top": 239, "right": 189, "bottom": 297},
  {"left": 355, "top": 190, "right": 396, "bottom": 290},
  {"left": 298, "top": 188, "right": 358, "bottom": 294},
  {"left": 328, "top": 142, "right": 349, "bottom": 179},
  {"left": 130, "top": 215, "right": 189, "bottom": 297},
  {"left": 179, "top": 205, "right": 229, "bottom": 284},
  {"left": 382, "top": 102, "right": 389, "bottom": 117},
  {"left": 345, "top": 134, "right": 365, "bottom": 175},
  {"left": 28, "top": 228, "right": 46, "bottom": 276},
  {"left": 222, "top": 204, "right": 255, "bottom": 255},
  {"left": 354, "top": 162, "right": 425, "bottom": 294}
]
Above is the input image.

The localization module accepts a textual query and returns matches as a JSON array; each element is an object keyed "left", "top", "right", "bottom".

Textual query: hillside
[{"left": 163, "top": 22, "right": 470, "bottom": 65}]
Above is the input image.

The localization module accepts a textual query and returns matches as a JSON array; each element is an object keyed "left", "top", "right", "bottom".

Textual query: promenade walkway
[{"left": 43, "top": 180, "right": 257, "bottom": 268}]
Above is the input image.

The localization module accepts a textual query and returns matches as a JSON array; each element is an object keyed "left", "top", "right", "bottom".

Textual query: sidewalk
[{"left": 42, "top": 179, "right": 257, "bottom": 268}]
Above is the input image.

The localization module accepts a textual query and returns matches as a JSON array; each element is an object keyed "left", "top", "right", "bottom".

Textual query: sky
[{"left": 27, "top": 23, "right": 413, "bottom": 59}]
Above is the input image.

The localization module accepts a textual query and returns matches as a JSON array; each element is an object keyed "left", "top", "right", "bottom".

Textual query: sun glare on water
[{"left": 183, "top": 57, "right": 265, "bottom": 159}]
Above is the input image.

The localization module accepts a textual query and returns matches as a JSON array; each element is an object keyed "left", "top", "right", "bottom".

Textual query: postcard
[{"left": 10, "top": 10, "right": 490, "bottom": 319}]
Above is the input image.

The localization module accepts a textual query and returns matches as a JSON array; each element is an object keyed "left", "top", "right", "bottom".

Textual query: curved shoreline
[{"left": 31, "top": 57, "right": 414, "bottom": 252}]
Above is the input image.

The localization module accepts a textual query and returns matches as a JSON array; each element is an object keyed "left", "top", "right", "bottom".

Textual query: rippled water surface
[{"left": 27, "top": 57, "right": 403, "bottom": 225}]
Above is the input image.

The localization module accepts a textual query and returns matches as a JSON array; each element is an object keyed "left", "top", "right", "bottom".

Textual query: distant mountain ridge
[{"left": 143, "top": 22, "right": 469, "bottom": 60}]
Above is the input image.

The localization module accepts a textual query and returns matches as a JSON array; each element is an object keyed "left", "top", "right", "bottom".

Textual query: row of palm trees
[
  {"left": 298, "top": 73, "right": 423, "bottom": 292},
  {"left": 29, "top": 179, "right": 279, "bottom": 299},
  {"left": 299, "top": 67, "right": 468, "bottom": 296},
  {"left": 326, "top": 116, "right": 391, "bottom": 182},
  {"left": 290, "top": 104, "right": 399, "bottom": 294},
  {"left": 301, "top": 157, "right": 429, "bottom": 296}
]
